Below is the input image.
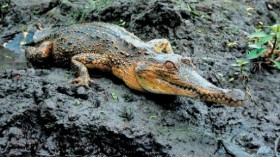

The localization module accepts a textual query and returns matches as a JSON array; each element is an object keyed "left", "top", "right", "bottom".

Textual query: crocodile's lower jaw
[
  {"left": 169, "top": 82, "right": 243, "bottom": 107},
  {"left": 200, "top": 95, "right": 242, "bottom": 106}
]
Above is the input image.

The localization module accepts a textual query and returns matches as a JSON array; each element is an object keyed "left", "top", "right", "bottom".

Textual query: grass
[{"left": 247, "top": 23, "right": 280, "bottom": 71}]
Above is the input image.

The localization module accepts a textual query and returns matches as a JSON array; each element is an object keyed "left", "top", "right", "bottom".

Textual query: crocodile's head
[{"left": 135, "top": 54, "right": 246, "bottom": 106}]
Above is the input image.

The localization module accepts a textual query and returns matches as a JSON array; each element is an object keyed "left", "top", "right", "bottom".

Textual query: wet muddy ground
[{"left": 0, "top": 0, "right": 280, "bottom": 156}]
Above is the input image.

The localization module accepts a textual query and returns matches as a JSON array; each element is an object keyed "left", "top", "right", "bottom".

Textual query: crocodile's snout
[
  {"left": 199, "top": 88, "right": 246, "bottom": 107},
  {"left": 226, "top": 89, "right": 246, "bottom": 102}
]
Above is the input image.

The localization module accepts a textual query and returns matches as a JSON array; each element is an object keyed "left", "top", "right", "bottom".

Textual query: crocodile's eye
[
  {"left": 164, "top": 61, "right": 176, "bottom": 70},
  {"left": 181, "top": 57, "right": 192, "bottom": 65}
]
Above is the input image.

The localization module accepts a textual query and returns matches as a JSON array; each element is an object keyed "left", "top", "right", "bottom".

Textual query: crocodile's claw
[{"left": 69, "top": 77, "right": 94, "bottom": 88}]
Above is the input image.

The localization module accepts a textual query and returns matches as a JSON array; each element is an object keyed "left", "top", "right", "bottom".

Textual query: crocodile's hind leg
[
  {"left": 25, "top": 41, "right": 52, "bottom": 67},
  {"left": 147, "top": 39, "right": 174, "bottom": 54},
  {"left": 70, "top": 53, "right": 111, "bottom": 87}
]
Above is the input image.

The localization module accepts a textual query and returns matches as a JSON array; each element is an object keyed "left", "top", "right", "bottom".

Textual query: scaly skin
[{"left": 25, "top": 22, "right": 246, "bottom": 106}]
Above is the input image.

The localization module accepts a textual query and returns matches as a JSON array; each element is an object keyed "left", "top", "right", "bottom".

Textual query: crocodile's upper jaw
[{"left": 135, "top": 54, "right": 246, "bottom": 106}]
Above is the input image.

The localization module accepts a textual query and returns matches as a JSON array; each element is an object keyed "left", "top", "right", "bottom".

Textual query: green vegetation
[
  {"left": 89, "top": 0, "right": 112, "bottom": 13},
  {"left": 31, "top": 8, "right": 40, "bottom": 15},
  {"left": 230, "top": 23, "right": 280, "bottom": 80},
  {"left": 75, "top": 99, "right": 81, "bottom": 106},
  {"left": 176, "top": 0, "right": 200, "bottom": 16},
  {"left": 58, "top": 0, "right": 113, "bottom": 23},
  {"left": 148, "top": 114, "right": 158, "bottom": 119},
  {"left": 186, "top": 4, "right": 199, "bottom": 16},
  {"left": 64, "top": 71, "right": 72, "bottom": 79},
  {"left": 172, "top": 46, "right": 177, "bottom": 50},
  {"left": 1, "top": 3, "right": 9, "bottom": 9},
  {"left": 231, "top": 59, "right": 249, "bottom": 79},
  {"left": 226, "top": 41, "right": 237, "bottom": 48},
  {"left": 99, "top": 110, "right": 106, "bottom": 114},
  {"left": 223, "top": 0, "right": 230, "bottom": 2},
  {"left": 111, "top": 92, "right": 118, "bottom": 100},
  {"left": 118, "top": 19, "right": 126, "bottom": 27},
  {"left": 119, "top": 107, "right": 133, "bottom": 121},
  {"left": 247, "top": 23, "right": 280, "bottom": 70}
]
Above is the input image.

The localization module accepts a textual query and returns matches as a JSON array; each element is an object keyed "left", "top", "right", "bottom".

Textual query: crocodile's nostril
[{"left": 181, "top": 57, "right": 192, "bottom": 64}]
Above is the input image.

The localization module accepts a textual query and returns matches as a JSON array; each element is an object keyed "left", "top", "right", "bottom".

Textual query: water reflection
[
  {"left": 0, "top": 47, "right": 27, "bottom": 73},
  {"left": 0, "top": 31, "right": 33, "bottom": 73}
]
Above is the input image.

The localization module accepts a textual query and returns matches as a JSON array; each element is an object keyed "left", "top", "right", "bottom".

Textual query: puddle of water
[
  {"left": 0, "top": 31, "right": 34, "bottom": 73},
  {"left": 0, "top": 47, "right": 27, "bottom": 73}
]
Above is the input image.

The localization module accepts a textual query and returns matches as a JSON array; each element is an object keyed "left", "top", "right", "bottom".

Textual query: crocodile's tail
[
  {"left": 24, "top": 22, "right": 44, "bottom": 45},
  {"left": 22, "top": 41, "right": 36, "bottom": 46},
  {"left": 1, "top": 31, "right": 34, "bottom": 53}
]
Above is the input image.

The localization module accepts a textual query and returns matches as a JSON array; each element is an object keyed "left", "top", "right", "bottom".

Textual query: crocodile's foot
[{"left": 69, "top": 76, "right": 94, "bottom": 88}]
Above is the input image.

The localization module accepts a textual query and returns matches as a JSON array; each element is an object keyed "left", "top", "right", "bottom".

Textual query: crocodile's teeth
[{"left": 236, "top": 101, "right": 242, "bottom": 106}]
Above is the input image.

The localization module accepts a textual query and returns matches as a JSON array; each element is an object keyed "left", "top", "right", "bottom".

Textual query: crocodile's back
[
  {"left": 33, "top": 22, "right": 146, "bottom": 48},
  {"left": 36, "top": 22, "right": 151, "bottom": 66}
]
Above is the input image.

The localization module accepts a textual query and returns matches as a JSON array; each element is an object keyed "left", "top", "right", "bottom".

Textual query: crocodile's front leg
[
  {"left": 25, "top": 41, "right": 52, "bottom": 67},
  {"left": 70, "top": 53, "right": 111, "bottom": 87},
  {"left": 147, "top": 39, "right": 174, "bottom": 54}
]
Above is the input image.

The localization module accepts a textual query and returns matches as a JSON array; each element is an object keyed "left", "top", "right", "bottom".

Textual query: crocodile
[{"left": 25, "top": 22, "right": 246, "bottom": 106}]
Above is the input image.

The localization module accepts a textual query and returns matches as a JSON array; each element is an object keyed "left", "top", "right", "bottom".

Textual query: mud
[{"left": 0, "top": 0, "right": 280, "bottom": 156}]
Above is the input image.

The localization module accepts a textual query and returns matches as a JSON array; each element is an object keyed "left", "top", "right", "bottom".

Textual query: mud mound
[{"left": 0, "top": 69, "right": 169, "bottom": 156}]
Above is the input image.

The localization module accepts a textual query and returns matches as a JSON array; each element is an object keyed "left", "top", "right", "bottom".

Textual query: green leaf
[
  {"left": 111, "top": 92, "right": 118, "bottom": 100},
  {"left": 191, "top": 10, "right": 199, "bottom": 15},
  {"left": 231, "top": 63, "right": 239, "bottom": 67},
  {"left": 118, "top": 19, "right": 126, "bottom": 27},
  {"left": 257, "top": 35, "right": 273, "bottom": 45},
  {"left": 4, "top": 55, "right": 12, "bottom": 59},
  {"left": 247, "top": 48, "right": 265, "bottom": 59},
  {"left": 276, "top": 32, "right": 280, "bottom": 38},
  {"left": 271, "top": 24, "right": 280, "bottom": 33},
  {"left": 148, "top": 115, "right": 158, "bottom": 119},
  {"left": 271, "top": 54, "right": 275, "bottom": 60},
  {"left": 248, "top": 44, "right": 262, "bottom": 49},
  {"left": 99, "top": 110, "right": 106, "bottom": 114},
  {"left": 229, "top": 78, "right": 235, "bottom": 82},
  {"left": 1, "top": 3, "right": 9, "bottom": 9},
  {"left": 75, "top": 100, "right": 81, "bottom": 106},
  {"left": 248, "top": 32, "right": 267, "bottom": 38},
  {"left": 273, "top": 61, "right": 280, "bottom": 69},
  {"left": 237, "top": 59, "right": 249, "bottom": 65},
  {"left": 227, "top": 41, "right": 237, "bottom": 48}
]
